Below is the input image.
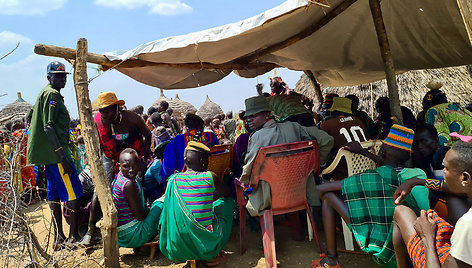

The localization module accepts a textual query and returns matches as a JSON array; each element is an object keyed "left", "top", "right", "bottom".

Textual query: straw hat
[
  {"left": 328, "top": 97, "right": 352, "bottom": 114},
  {"left": 95, "top": 92, "right": 125, "bottom": 109}
]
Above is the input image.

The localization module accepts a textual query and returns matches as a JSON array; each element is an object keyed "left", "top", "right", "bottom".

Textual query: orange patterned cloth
[
  {"left": 12, "top": 130, "right": 36, "bottom": 192},
  {"left": 407, "top": 210, "right": 453, "bottom": 268}
]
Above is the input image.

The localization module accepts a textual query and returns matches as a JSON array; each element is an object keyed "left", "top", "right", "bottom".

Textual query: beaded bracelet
[{"left": 425, "top": 178, "right": 442, "bottom": 191}]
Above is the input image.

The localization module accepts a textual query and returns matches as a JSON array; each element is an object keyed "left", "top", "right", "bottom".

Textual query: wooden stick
[
  {"left": 304, "top": 70, "right": 324, "bottom": 103},
  {"left": 34, "top": 44, "right": 279, "bottom": 71},
  {"left": 235, "top": 0, "right": 359, "bottom": 64},
  {"left": 369, "top": 0, "right": 403, "bottom": 124},
  {"left": 73, "top": 38, "right": 120, "bottom": 268}
]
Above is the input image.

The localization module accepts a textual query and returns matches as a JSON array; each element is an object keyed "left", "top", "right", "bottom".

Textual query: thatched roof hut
[
  {"left": 152, "top": 89, "right": 171, "bottom": 108},
  {"left": 0, "top": 92, "right": 32, "bottom": 125},
  {"left": 168, "top": 94, "right": 197, "bottom": 120},
  {"left": 295, "top": 65, "right": 472, "bottom": 118},
  {"left": 197, "top": 95, "right": 224, "bottom": 120},
  {"left": 152, "top": 90, "right": 197, "bottom": 121}
]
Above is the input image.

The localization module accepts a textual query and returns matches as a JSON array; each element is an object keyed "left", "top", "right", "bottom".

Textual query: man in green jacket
[{"left": 27, "top": 62, "right": 83, "bottom": 248}]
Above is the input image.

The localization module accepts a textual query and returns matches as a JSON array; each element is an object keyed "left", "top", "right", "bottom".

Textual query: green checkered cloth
[{"left": 342, "top": 166, "right": 429, "bottom": 266}]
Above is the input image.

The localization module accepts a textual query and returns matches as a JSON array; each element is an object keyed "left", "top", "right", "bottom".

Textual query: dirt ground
[{"left": 23, "top": 201, "right": 378, "bottom": 268}]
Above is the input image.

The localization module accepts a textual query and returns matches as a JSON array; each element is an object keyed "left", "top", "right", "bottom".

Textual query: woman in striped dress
[
  {"left": 112, "top": 148, "right": 163, "bottom": 248},
  {"left": 159, "top": 141, "right": 235, "bottom": 265}
]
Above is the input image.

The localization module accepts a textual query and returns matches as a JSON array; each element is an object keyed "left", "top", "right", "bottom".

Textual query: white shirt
[{"left": 450, "top": 208, "right": 472, "bottom": 265}]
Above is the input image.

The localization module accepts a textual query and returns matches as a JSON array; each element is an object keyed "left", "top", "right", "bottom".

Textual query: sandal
[
  {"left": 311, "top": 253, "right": 342, "bottom": 268},
  {"left": 205, "top": 251, "right": 227, "bottom": 267}
]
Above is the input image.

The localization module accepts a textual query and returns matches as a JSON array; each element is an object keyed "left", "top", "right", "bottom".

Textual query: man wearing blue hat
[{"left": 27, "top": 61, "right": 83, "bottom": 248}]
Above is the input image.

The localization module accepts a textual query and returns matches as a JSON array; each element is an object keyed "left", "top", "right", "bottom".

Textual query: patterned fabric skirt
[{"left": 407, "top": 210, "right": 453, "bottom": 268}]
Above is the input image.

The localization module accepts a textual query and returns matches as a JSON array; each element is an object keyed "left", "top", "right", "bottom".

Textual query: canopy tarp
[{"left": 104, "top": 0, "right": 472, "bottom": 89}]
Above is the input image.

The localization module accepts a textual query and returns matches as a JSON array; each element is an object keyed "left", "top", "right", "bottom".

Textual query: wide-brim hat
[
  {"left": 244, "top": 96, "right": 272, "bottom": 117},
  {"left": 96, "top": 92, "right": 125, "bottom": 109},
  {"left": 322, "top": 93, "right": 339, "bottom": 109},
  {"left": 328, "top": 97, "right": 352, "bottom": 114},
  {"left": 382, "top": 124, "right": 415, "bottom": 152}
]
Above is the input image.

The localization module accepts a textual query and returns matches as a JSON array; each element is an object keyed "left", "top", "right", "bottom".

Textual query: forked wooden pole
[
  {"left": 369, "top": 0, "right": 403, "bottom": 124},
  {"left": 74, "top": 38, "right": 120, "bottom": 267},
  {"left": 304, "top": 70, "right": 324, "bottom": 104}
]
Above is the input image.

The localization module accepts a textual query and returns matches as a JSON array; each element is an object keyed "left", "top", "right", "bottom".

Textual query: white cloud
[
  {"left": 0, "top": 31, "right": 32, "bottom": 49},
  {"left": 0, "top": 0, "right": 67, "bottom": 16},
  {"left": 0, "top": 31, "right": 33, "bottom": 61},
  {"left": 94, "top": 0, "right": 192, "bottom": 15}
]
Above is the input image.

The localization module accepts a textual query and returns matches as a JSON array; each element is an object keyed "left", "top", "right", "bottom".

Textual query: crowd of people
[{"left": 2, "top": 61, "right": 472, "bottom": 267}]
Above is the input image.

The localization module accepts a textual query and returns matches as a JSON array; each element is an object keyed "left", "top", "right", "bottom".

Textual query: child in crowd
[
  {"left": 112, "top": 148, "right": 162, "bottom": 248},
  {"left": 392, "top": 141, "right": 472, "bottom": 267}
]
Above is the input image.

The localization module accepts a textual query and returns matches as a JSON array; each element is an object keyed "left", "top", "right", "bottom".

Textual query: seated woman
[
  {"left": 420, "top": 88, "right": 472, "bottom": 146},
  {"left": 158, "top": 141, "right": 235, "bottom": 265},
  {"left": 112, "top": 148, "right": 162, "bottom": 248},
  {"left": 392, "top": 141, "right": 472, "bottom": 267},
  {"left": 314, "top": 125, "right": 430, "bottom": 267}
]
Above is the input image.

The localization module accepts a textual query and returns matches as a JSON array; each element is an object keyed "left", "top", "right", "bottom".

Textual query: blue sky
[{"left": 0, "top": 0, "right": 305, "bottom": 118}]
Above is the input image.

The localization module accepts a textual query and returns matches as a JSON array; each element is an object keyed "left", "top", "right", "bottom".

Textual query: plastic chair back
[
  {"left": 208, "top": 144, "right": 233, "bottom": 181},
  {"left": 319, "top": 140, "right": 382, "bottom": 252},
  {"left": 321, "top": 140, "right": 382, "bottom": 177},
  {"left": 250, "top": 140, "right": 320, "bottom": 215}
]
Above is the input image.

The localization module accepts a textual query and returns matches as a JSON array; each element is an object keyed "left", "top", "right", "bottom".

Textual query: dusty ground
[{"left": 22, "top": 201, "right": 377, "bottom": 267}]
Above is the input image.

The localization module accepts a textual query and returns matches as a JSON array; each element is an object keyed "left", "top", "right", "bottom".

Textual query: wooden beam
[
  {"left": 235, "top": 0, "right": 359, "bottom": 64},
  {"left": 304, "top": 70, "right": 324, "bottom": 103},
  {"left": 34, "top": 43, "right": 279, "bottom": 71},
  {"left": 73, "top": 38, "right": 120, "bottom": 268},
  {"left": 34, "top": 0, "right": 358, "bottom": 72},
  {"left": 369, "top": 0, "right": 403, "bottom": 124}
]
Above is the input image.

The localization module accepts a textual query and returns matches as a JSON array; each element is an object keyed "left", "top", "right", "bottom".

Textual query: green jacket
[{"left": 27, "top": 85, "right": 72, "bottom": 165}]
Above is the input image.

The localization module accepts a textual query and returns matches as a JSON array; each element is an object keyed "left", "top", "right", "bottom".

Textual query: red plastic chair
[{"left": 235, "top": 140, "right": 323, "bottom": 268}]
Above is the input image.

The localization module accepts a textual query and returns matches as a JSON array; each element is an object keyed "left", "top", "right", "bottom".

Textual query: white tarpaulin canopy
[{"left": 104, "top": 0, "right": 472, "bottom": 89}]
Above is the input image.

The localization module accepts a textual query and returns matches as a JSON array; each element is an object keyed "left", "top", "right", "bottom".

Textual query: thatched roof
[
  {"left": 168, "top": 94, "right": 197, "bottom": 119},
  {"left": 295, "top": 65, "right": 472, "bottom": 117},
  {"left": 152, "top": 90, "right": 197, "bottom": 120},
  {"left": 152, "top": 89, "right": 171, "bottom": 107},
  {"left": 0, "top": 93, "right": 32, "bottom": 124},
  {"left": 197, "top": 95, "right": 224, "bottom": 120}
]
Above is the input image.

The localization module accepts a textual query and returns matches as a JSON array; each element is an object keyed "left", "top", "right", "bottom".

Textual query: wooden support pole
[
  {"left": 369, "top": 0, "right": 403, "bottom": 124},
  {"left": 73, "top": 38, "right": 120, "bottom": 268},
  {"left": 34, "top": 44, "right": 279, "bottom": 71},
  {"left": 304, "top": 70, "right": 324, "bottom": 103}
]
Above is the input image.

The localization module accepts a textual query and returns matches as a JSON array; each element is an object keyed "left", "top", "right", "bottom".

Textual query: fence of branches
[{"left": 0, "top": 130, "right": 102, "bottom": 267}]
